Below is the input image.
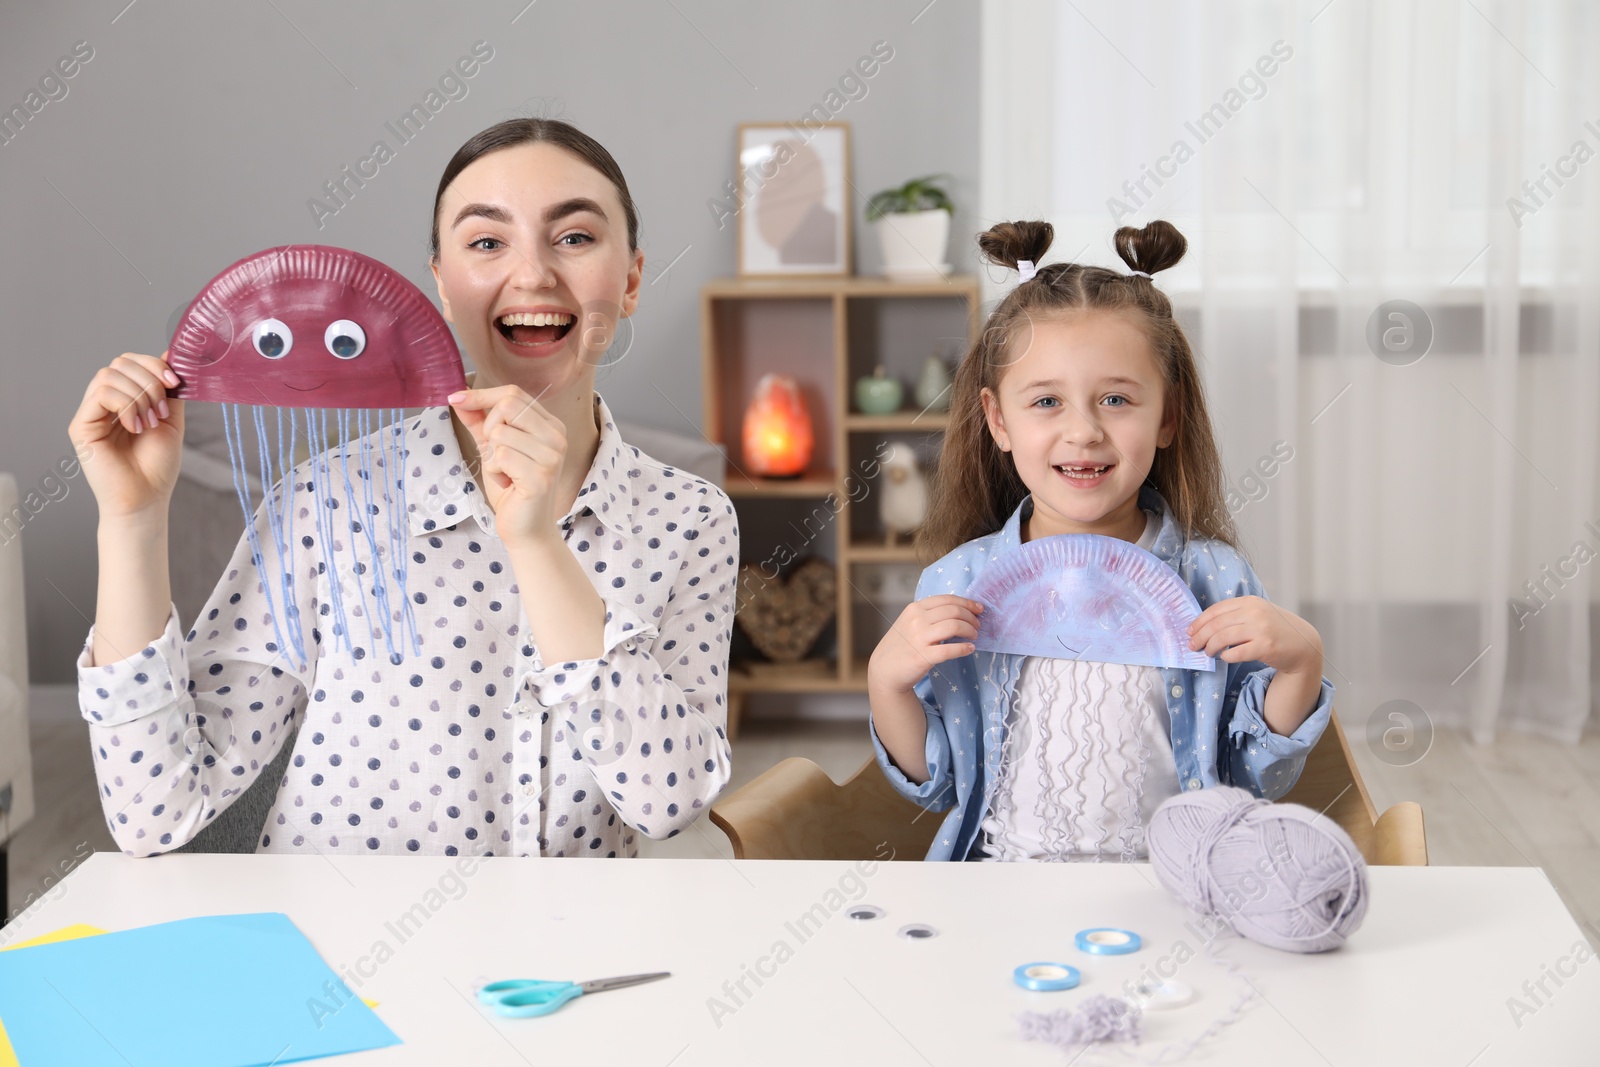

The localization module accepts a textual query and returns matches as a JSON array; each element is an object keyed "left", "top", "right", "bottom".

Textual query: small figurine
[
  {"left": 914, "top": 353, "right": 952, "bottom": 412},
  {"left": 854, "top": 365, "right": 904, "bottom": 415},
  {"left": 878, "top": 441, "right": 928, "bottom": 545}
]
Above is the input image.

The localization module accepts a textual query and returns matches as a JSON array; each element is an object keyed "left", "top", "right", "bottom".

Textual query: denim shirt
[{"left": 869, "top": 486, "right": 1335, "bottom": 861}]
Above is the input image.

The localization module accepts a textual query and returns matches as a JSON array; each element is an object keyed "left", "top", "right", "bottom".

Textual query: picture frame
[{"left": 736, "top": 122, "right": 852, "bottom": 277}]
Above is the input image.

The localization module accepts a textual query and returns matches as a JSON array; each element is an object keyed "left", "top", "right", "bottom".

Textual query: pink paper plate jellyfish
[{"left": 167, "top": 245, "right": 468, "bottom": 667}]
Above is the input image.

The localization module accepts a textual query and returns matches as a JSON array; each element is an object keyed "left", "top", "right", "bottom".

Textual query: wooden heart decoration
[{"left": 736, "top": 558, "right": 837, "bottom": 662}]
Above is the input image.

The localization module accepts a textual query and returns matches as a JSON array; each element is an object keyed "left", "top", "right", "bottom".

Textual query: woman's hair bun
[
  {"left": 978, "top": 220, "right": 1054, "bottom": 273},
  {"left": 1113, "top": 219, "right": 1186, "bottom": 276}
]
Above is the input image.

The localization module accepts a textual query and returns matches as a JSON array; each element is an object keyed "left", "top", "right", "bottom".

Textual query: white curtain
[{"left": 980, "top": 0, "right": 1599, "bottom": 743}]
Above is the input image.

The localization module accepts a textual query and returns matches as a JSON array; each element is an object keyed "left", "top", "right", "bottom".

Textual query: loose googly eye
[
  {"left": 897, "top": 923, "right": 939, "bottom": 940},
  {"left": 1127, "top": 977, "right": 1195, "bottom": 1010},
  {"left": 847, "top": 905, "right": 885, "bottom": 921},
  {"left": 252, "top": 319, "right": 293, "bottom": 359},
  {"left": 325, "top": 320, "right": 366, "bottom": 359}
]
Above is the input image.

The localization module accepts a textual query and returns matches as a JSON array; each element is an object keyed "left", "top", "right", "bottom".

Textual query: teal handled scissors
[{"left": 477, "top": 972, "right": 671, "bottom": 1018}]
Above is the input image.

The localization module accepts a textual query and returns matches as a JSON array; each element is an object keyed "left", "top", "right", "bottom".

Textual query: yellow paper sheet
[
  {"left": 2, "top": 923, "right": 110, "bottom": 951},
  {"left": 0, "top": 923, "right": 373, "bottom": 1066}
]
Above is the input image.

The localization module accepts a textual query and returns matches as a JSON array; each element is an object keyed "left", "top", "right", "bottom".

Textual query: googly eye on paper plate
[
  {"left": 324, "top": 319, "right": 366, "bottom": 359},
  {"left": 896, "top": 923, "right": 939, "bottom": 940},
  {"left": 845, "top": 904, "right": 885, "bottom": 921},
  {"left": 252, "top": 318, "right": 293, "bottom": 359}
]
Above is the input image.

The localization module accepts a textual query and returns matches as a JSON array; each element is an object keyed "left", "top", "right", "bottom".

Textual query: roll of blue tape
[
  {"left": 1075, "top": 927, "right": 1142, "bottom": 955},
  {"left": 1013, "top": 962, "right": 1081, "bottom": 992}
]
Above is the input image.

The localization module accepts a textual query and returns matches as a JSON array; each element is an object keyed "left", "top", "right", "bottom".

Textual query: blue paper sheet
[{"left": 0, "top": 912, "right": 401, "bottom": 1067}]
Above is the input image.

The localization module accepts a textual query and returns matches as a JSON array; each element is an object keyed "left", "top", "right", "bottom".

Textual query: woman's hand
[
  {"left": 448, "top": 385, "right": 567, "bottom": 548},
  {"left": 68, "top": 351, "right": 185, "bottom": 522},
  {"left": 1187, "top": 595, "right": 1323, "bottom": 675},
  {"left": 868, "top": 594, "right": 985, "bottom": 695}
]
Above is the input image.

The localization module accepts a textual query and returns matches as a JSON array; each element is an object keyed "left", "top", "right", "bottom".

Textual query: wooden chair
[
  {"left": 710, "top": 709, "right": 1427, "bottom": 865},
  {"left": 709, "top": 756, "right": 941, "bottom": 861},
  {"left": 1279, "top": 709, "right": 1428, "bottom": 866}
]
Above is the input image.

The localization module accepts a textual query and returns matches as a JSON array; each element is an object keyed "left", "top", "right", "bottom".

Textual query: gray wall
[{"left": 0, "top": 1, "right": 980, "bottom": 683}]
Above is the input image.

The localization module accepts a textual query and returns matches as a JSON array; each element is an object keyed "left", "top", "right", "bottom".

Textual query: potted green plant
[{"left": 865, "top": 174, "right": 954, "bottom": 278}]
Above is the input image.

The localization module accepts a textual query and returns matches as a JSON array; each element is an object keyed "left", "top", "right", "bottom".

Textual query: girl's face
[
  {"left": 430, "top": 142, "right": 644, "bottom": 396},
  {"left": 981, "top": 310, "right": 1176, "bottom": 542}
]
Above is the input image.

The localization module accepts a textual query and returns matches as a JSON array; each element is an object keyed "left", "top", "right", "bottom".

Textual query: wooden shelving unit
[
  {"left": 723, "top": 471, "right": 840, "bottom": 499},
  {"left": 701, "top": 274, "right": 981, "bottom": 734},
  {"left": 843, "top": 412, "right": 951, "bottom": 432},
  {"left": 843, "top": 542, "right": 923, "bottom": 564}
]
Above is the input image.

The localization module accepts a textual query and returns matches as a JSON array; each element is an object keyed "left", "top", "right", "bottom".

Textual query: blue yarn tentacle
[
  {"left": 376, "top": 407, "right": 404, "bottom": 651},
  {"left": 357, "top": 408, "right": 398, "bottom": 662},
  {"left": 280, "top": 404, "right": 298, "bottom": 640},
  {"left": 250, "top": 406, "right": 291, "bottom": 662},
  {"left": 378, "top": 407, "right": 420, "bottom": 658},
  {"left": 310, "top": 408, "right": 352, "bottom": 653},
  {"left": 223, "top": 404, "right": 293, "bottom": 663},
  {"left": 301, "top": 408, "right": 331, "bottom": 651},
  {"left": 335, "top": 408, "right": 379, "bottom": 656},
  {"left": 262, "top": 404, "right": 306, "bottom": 665},
  {"left": 392, "top": 408, "right": 421, "bottom": 657}
]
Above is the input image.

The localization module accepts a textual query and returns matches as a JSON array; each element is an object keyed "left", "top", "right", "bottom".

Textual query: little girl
[{"left": 869, "top": 219, "right": 1333, "bottom": 863}]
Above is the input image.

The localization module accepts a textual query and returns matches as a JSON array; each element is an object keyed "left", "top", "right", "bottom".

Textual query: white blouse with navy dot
[{"left": 76, "top": 394, "right": 738, "bottom": 859}]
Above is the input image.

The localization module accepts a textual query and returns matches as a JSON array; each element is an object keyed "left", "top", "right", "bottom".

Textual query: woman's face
[
  {"left": 430, "top": 142, "right": 643, "bottom": 396},
  {"left": 981, "top": 310, "right": 1176, "bottom": 542}
]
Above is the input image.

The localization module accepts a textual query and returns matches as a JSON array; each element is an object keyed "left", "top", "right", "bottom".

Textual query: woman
[{"left": 68, "top": 119, "right": 738, "bottom": 858}]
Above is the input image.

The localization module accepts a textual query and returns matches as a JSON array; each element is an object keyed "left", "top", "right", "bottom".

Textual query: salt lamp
[{"left": 742, "top": 373, "right": 814, "bottom": 478}]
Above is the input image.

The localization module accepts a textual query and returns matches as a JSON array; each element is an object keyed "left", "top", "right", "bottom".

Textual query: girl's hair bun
[
  {"left": 978, "top": 220, "right": 1054, "bottom": 273},
  {"left": 1113, "top": 219, "right": 1187, "bottom": 276}
]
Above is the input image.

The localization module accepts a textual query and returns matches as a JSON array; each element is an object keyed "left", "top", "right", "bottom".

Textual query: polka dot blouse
[{"left": 76, "top": 393, "right": 739, "bottom": 858}]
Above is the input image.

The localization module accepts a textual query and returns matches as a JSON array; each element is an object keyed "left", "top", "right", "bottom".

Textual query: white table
[{"left": 4, "top": 853, "right": 1598, "bottom": 1065}]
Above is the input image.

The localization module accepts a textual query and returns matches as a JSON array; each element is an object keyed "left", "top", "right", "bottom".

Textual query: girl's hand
[
  {"left": 448, "top": 385, "right": 566, "bottom": 549},
  {"left": 868, "top": 594, "right": 985, "bottom": 695},
  {"left": 1187, "top": 596, "right": 1323, "bottom": 675},
  {"left": 68, "top": 351, "right": 185, "bottom": 522}
]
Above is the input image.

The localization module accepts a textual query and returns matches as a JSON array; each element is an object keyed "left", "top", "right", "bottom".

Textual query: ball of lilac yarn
[{"left": 1146, "top": 785, "right": 1369, "bottom": 953}]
